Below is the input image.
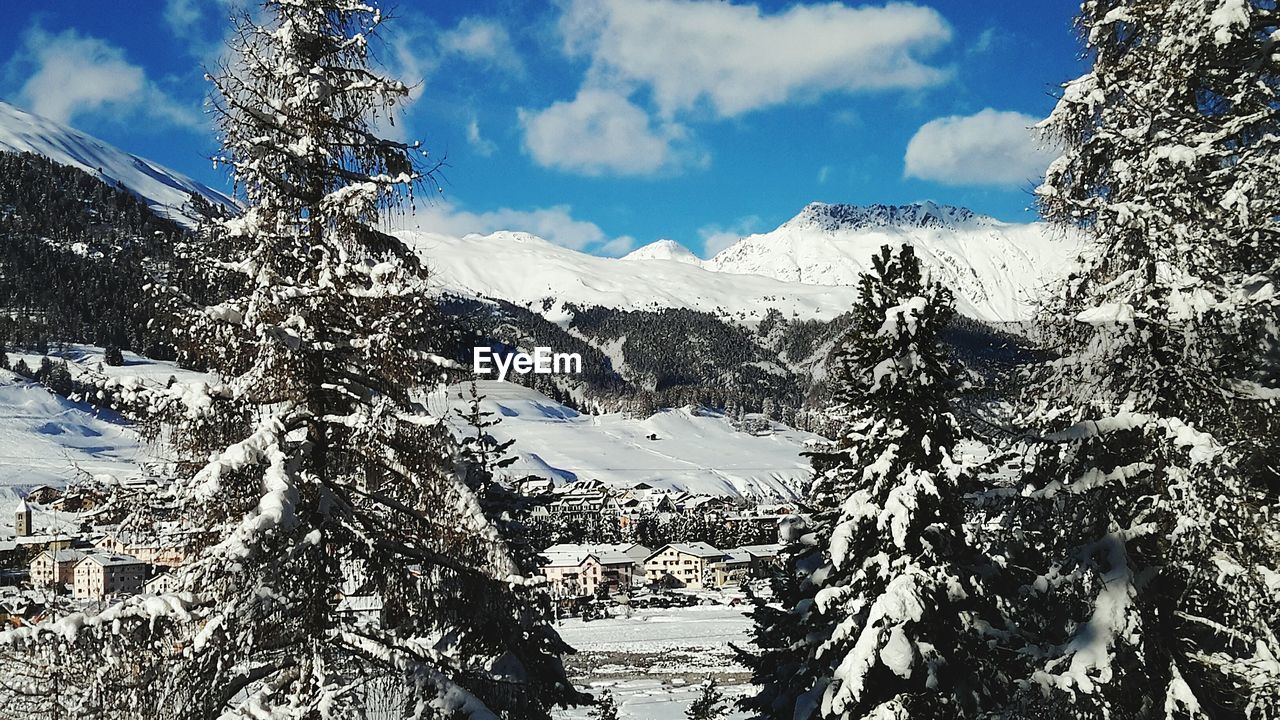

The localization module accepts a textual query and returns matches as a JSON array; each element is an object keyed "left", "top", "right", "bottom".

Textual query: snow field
[{"left": 433, "top": 380, "right": 814, "bottom": 498}]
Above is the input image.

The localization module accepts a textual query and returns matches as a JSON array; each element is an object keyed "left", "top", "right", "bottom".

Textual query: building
[
  {"left": 29, "top": 549, "right": 92, "bottom": 587},
  {"left": 143, "top": 572, "right": 179, "bottom": 596},
  {"left": 737, "top": 543, "right": 784, "bottom": 578},
  {"left": 711, "top": 548, "right": 753, "bottom": 588},
  {"left": 14, "top": 499, "right": 31, "bottom": 537},
  {"left": 73, "top": 554, "right": 146, "bottom": 600},
  {"left": 94, "top": 533, "right": 185, "bottom": 567},
  {"left": 643, "top": 542, "right": 728, "bottom": 590},
  {"left": 540, "top": 552, "right": 606, "bottom": 598},
  {"left": 542, "top": 543, "right": 651, "bottom": 593}
]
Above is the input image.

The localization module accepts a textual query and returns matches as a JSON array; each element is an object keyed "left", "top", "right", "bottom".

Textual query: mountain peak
[
  {"left": 622, "top": 239, "right": 704, "bottom": 265},
  {"left": 784, "top": 201, "right": 991, "bottom": 233}
]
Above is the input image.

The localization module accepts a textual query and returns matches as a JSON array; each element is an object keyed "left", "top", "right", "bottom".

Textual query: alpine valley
[{"left": 0, "top": 98, "right": 1060, "bottom": 496}]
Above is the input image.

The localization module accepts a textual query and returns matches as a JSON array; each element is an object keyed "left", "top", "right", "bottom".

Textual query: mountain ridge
[
  {"left": 401, "top": 200, "right": 1079, "bottom": 324},
  {"left": 0, "top": 100, "right": 236, "bottom": 226},
  {"left": 780, "top": 201, "right": 991, "bottom": 233}
]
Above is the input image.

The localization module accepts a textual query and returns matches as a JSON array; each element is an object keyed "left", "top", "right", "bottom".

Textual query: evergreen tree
[
  {"left": 1014, "top": 1, "right": 1280, "bottom": 716},
  {"left": 454, "top": 382, "right": 534, "bottom": 569},
  {"left": 11, "top": 358, "right": 30, "bottom": 378},
  {"left": 103, "top": 345, "right": 124, "bottom": 367},
  {"left": 0, "top": 2, "right": 579, "bottom": 718},
  {"left": 43, "top": 359, "right": 73, "bottom": 397},
  {"left": 452, "top": 379, "right": 575, "bottom": 679},
  {"left": 742, "top": 245, "right": 1012, "bottom": 719},
  {"left": 686, "top": 678, "right": 727, "bottom": 720},
  {"left": 589, "top": 690, "right": 620, "bottom": 720}
]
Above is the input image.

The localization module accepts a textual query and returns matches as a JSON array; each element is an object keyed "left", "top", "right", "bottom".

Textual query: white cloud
[
  {"left": 518, "top": 89, "right": 696, "bottom": 176},
  {"left": 597, "top": 235, "right": 638, "bottom": 256},
  {"left": 163, "top": 0, "right": 247, "bottom": 62},
  {"left": 559, "top": 0, "right": 952, "bottom": 118},
  {"left": 466, "top": 118, "right": 498, "bottom": 157},
  {"left": 11, "top": 27, "right": 200, "bottom": 129},
  {"left": 441, "top": 17, "right": 524, "bottom": 75},
  {"left": 904, "top": 108, "right": 1057, "bottom": 187},
  {"left": 698, "top": 215, "right": 761, "bottom": 258},
  {"left": 163, "top": 0, "right": 204, "bottom": 34},
  {"left": 406, "top": 200, "right": 633, "bottom": 255}
]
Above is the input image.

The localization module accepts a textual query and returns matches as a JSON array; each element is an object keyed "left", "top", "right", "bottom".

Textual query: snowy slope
[
  {"left": 0, "top": 100, "right": 236, "bottom": 226},
  {"left": 0, "top": 350, "right": 806, "bottom": 501},
  {"left": 707, "top": 202, "right": 1082, "bottom": 322},
  {"left": 0, "top": 347, "right": 212, "bottom": 502},
  {"left": 434, "top": 381, "right": 813, "bottom": 499},
  {"left": 0, "top": 369, "right": 143, "bottom": 504},
  {"left": 8, "top": 345, "right": 212, "bottom": 390}
]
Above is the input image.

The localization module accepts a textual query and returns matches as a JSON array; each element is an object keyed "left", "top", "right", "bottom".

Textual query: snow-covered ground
[
  {"left": 3, "top": 352, "right": 811, "bottom": 501},
  {"left": 553, "top": 679, "right": 751, "bottom": 720},
  {"left": 0, "top": 346, "right": 210, "bottom": 515},
  {"left": 0, "top": 369, "right": 140, "bottom": 533},
  {"left": 554, "top": 602, "right": 755, "bottom": 719},
  {"left": 8, "top": 344, "right": 212, "bottom": 388},
  {"left": 434, "top": 381, "right": 814, "bottom": 498}
]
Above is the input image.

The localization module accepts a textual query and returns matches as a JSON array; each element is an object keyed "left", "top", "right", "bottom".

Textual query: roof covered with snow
[{"left": 648, "top": 542, "right": 726, "bottom": 560}]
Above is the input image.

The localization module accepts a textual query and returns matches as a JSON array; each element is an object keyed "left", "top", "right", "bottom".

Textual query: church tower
[{"left": 14, "top": 498, "right": 31, "bottom": 537}]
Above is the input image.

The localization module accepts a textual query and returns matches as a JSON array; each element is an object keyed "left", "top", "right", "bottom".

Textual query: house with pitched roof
[
  {"left": 643, "top": 542, "right": 727, "bottom": 590},
  {"left": 73, "top": 553, "right": 146, "bottom": 600}
]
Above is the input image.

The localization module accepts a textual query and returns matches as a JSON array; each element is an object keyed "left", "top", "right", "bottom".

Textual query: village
[
  {"left": 521, "top": 479, "right": 797, "bottom": 600},
  {"left": 0, "top": 477, "right": 805, "bottom": 627},
  {"left": 0, "top": 493, "right": 184, "bottom": 625}
]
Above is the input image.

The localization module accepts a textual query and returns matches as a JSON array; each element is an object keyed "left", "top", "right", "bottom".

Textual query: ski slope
[
  {"left": 0, "top": 100, "right": 236, "bottom": 226},
  {"left": 434, "top": 381, "right": 813, "bottom": 499}
]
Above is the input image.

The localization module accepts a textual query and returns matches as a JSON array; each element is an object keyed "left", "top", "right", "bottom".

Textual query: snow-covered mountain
[
  {"left": 706, "top": 201, "right": 1082, "bottom": 322},
  {"left": 401, "top": 202, "right": 1079, "bottom": 324},
  {"left": 401, "top": 230, "right": 857, "bottom": 323},
  {"left": 622, "top": 239, "right": 705, "bottom": 266},
  {"left": 0, "top": 100, "right": 235, "bottom": 226}
]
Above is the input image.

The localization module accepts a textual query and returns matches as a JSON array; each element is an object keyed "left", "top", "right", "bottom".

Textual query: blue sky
[{"left": 0, "top": 0, "right": 1085, "bottom": 257}]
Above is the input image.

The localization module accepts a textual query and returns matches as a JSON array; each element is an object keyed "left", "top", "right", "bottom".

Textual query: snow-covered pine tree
[
  {"left": 686, "top": 677, "right": 728, "bottom": 720},
  {"left": 588, "top": 690, "right": 620, "bottom": 720},
  {"left": 452, "top": 377, "right": 576, "bottom": 701},
  {"left": 454, "top": 382, "right": 535, "bottom": 570},
  {"left": 0, "top": 2, "right": 580, "bottom": 718},
  {"left": 741, "top": 245, "right": 1012, "bottom": 720},
  {"left": 1017, "top": 0, "right": 1280, "bottom": 716}
]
